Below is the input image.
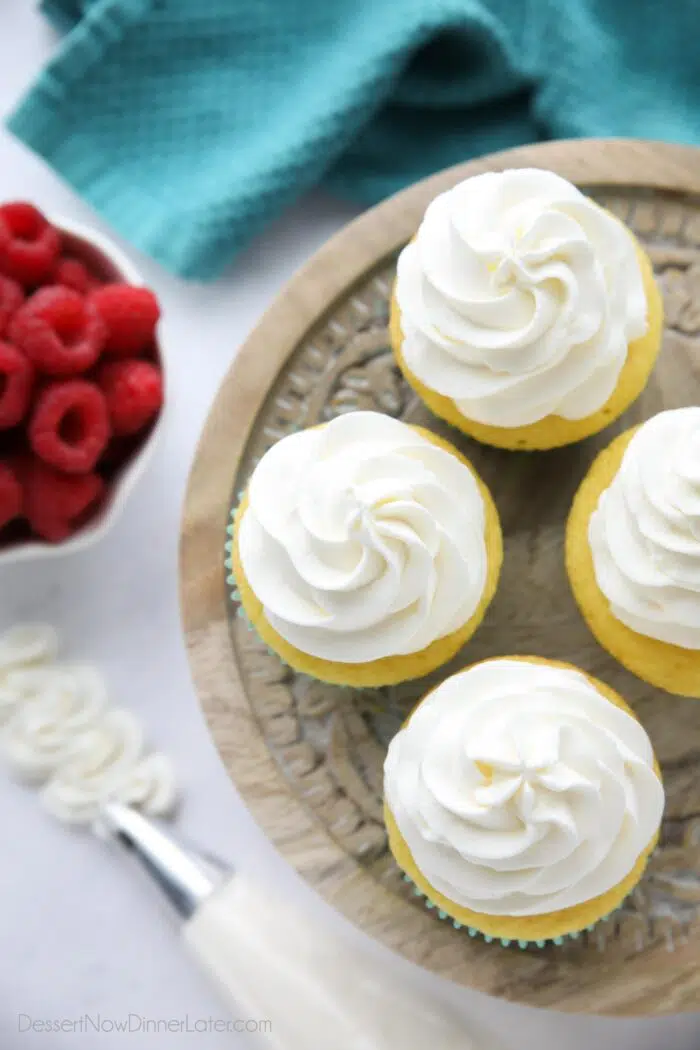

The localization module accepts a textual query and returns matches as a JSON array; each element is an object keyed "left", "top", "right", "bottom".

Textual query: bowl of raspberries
[{"left": 0, "top": 202, "right": 165, "bottom": 560}]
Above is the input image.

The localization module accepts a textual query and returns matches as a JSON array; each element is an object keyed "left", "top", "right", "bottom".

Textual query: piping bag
[{"left": 97, "top": 802, "right": 489, "bottom": 1050}]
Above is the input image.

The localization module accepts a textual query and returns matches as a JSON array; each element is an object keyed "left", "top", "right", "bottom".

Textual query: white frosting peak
[
  {"left": 589, "top": 408, "right": 700, "bottom": 649},
  {"left": 385, "top": 659, "right": 663, "bottom": 917},
  {"left": 396, "top": 168, "right": 647, "bottom": 428},
  {"left": 238, "top": 412, "right": 490, "bottom": 663}
]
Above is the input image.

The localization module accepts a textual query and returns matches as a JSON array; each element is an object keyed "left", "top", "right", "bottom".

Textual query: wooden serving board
[{"left": 181, "top": 140, "right": 700, "bottom": 1015}]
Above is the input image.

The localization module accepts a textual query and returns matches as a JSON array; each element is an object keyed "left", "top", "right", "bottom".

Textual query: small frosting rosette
[{"left": 0, "top": 624, "right": 177, "bottom": 824}]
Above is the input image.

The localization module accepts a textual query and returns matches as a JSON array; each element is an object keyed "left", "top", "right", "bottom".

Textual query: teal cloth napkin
[{"left": 8, "top": 0, "right": 700, "bottom": 279}]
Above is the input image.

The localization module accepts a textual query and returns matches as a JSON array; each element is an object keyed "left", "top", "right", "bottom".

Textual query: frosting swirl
[
  {"left": 589, "top": 408, "right": 700, "bottom": 648},
  {"left": 40, "top": 710, "right": 177, "bottom": 825},
  {"left": 0, "top": 625, "right": 178, "bottom": 824},
  {"left": 1, "top": 665, "right": 107, "bottom": 780},
  {"left": 384, "top": 659, "right": 662, "bottom": 916},
  {"left": 0, "top": 624, "right": 58, "bottom": 673},
  {"left": 0, "top": 625, "right": 59, "bottom": 725},
  {"left": 396, "top": 168, "right": 647, "bottom": 428},
  {"left": 237, "top": 412, "right": 489, "bottom": 663}
]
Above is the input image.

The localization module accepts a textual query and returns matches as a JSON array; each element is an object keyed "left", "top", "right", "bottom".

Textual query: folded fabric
[{"left": 8, "top": 0, "right": 700, "bottom": 280}]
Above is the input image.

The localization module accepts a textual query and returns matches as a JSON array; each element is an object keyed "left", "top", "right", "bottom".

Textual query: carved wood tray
[{"left": 181, "top": 140, "right": 700, "bottom": 1015}]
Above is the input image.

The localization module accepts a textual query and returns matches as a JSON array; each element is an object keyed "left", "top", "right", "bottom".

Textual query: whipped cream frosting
[
  {"left": 2, "top": 665, "right": 108, "bottom": 781},
  {"left": 237, "top": 412, "right": 489, "bottom": 663},
  {"left": 396, "top": 168, "right": 648, "bottom": 428},
  {"left": 589, "top": 408, "right": 700, "bottom": 648},
  {"left": 0, "top": 624, "right": 58, "bottom": 675},
  {"left": 384, "top": 659, "right": 663, "bottom": 917},
  {"left": 0, "top": 625, "right": 177, "bottom": 824},
  {"left": 40, "top": 710, "right": 177, "bottom": 825}
]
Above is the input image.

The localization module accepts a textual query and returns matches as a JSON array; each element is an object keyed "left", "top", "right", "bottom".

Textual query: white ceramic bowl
[{"left": 0, "top": 217, "right": 166, "bottom": 565}]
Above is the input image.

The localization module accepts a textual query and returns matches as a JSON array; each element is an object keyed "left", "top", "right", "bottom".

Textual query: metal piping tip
[{"left": 96, "top": 803, "right": 231, "bottom": 921}]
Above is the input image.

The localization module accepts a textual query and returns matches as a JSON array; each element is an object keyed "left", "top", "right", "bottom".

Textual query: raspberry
[
  {"left": 29, "top": 380, "right": 110, "bottom": 473},
  {"left": 52, "top": 256, "right": 92, "bottom": 294},
  {"left": 9, "top": 286, "right": 106, "bottom": 376},
  {"left": 97, "top": 359, "right": 163, "bottom": 436},
  {"left": 25, "top": 459, "right": 104, "bottom": 542},
  {"left": 0, "top": 341, "right": 34, "bottom": 429},
  {"left": 0, "top": 460, "right": 23, "bottom": 529},
  {"left": 90, "top": 284, "right": 160, "bottom": 356},
  {"left": 0, "top": 203, "right": 61, "bottom": 287},
  {"left": 0, "top": 276, "right": 23, "bottom": 336}
]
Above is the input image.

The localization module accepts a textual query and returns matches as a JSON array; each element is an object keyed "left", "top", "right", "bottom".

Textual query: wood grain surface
[{"left": 180, "top": 140, "right": 700, "bottom": 1015}]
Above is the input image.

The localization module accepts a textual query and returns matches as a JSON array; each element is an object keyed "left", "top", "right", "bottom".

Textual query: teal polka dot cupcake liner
[
  {"left": 400, "top": 872, "right": 617, "bottom": 949},
  {"left": 224, "top": 499, "right": 283, "bottom": 661},
  {"left": 224, "top": 501, "right": 240, "bottom": 601}
]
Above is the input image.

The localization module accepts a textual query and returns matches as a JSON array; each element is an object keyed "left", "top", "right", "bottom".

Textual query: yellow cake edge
[{"left": 566, "top": 427, "right": 700, "bottom": 698}]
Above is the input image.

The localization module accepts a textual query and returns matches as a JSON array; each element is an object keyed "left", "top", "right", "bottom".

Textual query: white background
[{"left": 1, "top": 5, "right": 699, "bottom": 1048}]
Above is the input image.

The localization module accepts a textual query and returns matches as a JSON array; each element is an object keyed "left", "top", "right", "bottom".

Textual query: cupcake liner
[
  {"left": 225, "top": 501, "right": 306, "bottom": 668},
  {"left": 400, "top": 872, "right": 613, "bottom": 950}
]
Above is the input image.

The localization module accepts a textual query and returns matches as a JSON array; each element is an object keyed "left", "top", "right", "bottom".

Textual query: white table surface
[{"left": 1, "top": 6, "right": 698, "bottom": 1048}]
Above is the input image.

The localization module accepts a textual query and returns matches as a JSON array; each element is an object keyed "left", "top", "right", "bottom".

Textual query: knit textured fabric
[{"left": 8, "top": 0, "right": 700, "bottom": 279}]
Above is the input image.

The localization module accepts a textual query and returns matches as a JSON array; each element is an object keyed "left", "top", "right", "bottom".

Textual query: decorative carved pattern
[{"left": 229, "top": 187, "right": 700, "bottom": 955}]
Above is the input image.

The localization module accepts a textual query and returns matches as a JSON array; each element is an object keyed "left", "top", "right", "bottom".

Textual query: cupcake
[
  {"left": 390, "top": 168, "right": 663, "bottom": 451},
  {"left": 230, "top": 411, "right": 502, "bottom": 687},
  {"left": 567, "top": 408, "right": 700, "bottom": 698},
  {"left": 384, "top": 657, "right": 663, "bottom": 945}
]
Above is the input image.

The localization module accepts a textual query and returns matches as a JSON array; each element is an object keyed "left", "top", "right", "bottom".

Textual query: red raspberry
[
  {"left": 90, "top": 284, "right": 160, "bottom": 356},
  {"left": 0, "top": 203, "right": 61, "bottom": 287},
  {"left": 0, "top": 460, "right": 23, "bottom": 529},
  {"left": 98, "top": 359, "right": 163, "bottom": 436},
  {"left": 52, "top": 256, "right": 92, "bottom": 294},
  {"left": 0, "top": 276, "right": 23, "bottom": 336},
  {"left": 29, "top": 380, "right": 110, "bottom": 474},
  {"left": 0, "top": 340, "right": 34, "bottom": 429},
  {"left": 25, "top": 458, "right": 104, "bottom": 542},
  {"left": 9, "top": 286, "right": 106, "bottom": 376}
]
